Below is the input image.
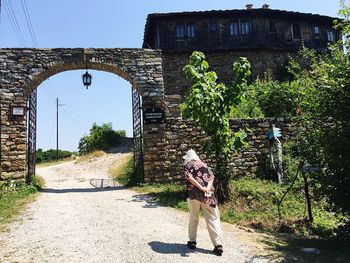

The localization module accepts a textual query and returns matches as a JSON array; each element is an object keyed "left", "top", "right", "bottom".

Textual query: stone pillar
[
  {"left": 141, "top": 90, "right": 166, "bottom": 182},
  {"left": 0, "top": 90, "right": 28, "bottom": 180}
]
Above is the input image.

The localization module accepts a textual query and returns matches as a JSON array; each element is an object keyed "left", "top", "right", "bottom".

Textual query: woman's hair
[{"left": 183, "top": 149, "right": 200, "bottom": 164}]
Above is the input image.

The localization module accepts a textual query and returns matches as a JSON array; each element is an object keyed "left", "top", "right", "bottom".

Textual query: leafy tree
[
  {"left": 36, "top": 148, "right": 73, "bottom": 163},
  {"left": 78, "top": 123, "right": 126, "bottom": 154},
  {"left": 290, "top": 1, "right": 350, "bottom": 227},
  {"left": 230, "top": 58, "right": 314, "bottom": 119},
  {"left": 182, "top": 51, "right": 250, "bottom": 202},
  {"left": 254, "top": 79, "right": 314, "bottom": 118},
  {"left": 230, "top": 83, "right": 264, "bottom": 118}
]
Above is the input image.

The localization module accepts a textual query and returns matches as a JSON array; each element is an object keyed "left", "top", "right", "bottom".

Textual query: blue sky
[{"left": 0, "top": 0, "right": 342, "bottom": 151}]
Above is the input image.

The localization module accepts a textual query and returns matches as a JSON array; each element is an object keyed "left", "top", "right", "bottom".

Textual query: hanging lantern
[{"left": 82, "top": 70, "right": 92, "bottom": 89}]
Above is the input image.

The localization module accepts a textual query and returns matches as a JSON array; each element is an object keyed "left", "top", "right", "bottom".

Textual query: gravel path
[{"left": 0, "top": 152, "right": 274, "bottom": 263}]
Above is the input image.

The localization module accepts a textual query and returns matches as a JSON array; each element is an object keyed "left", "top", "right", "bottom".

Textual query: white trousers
[{"left": 187, "top": 198, "right": 223, "bottom": 247}]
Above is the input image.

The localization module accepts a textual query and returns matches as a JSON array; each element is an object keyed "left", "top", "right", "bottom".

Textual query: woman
[{"left": 183, "top": 149, "right": 223, "bottom": 256}]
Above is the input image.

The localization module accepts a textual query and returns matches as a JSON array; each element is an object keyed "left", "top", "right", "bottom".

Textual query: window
[
  {"left": 293, "top": 23, "right": 301, "bottom": 39},
  {"left": 176, "top": 24, "right": 185, "bottom": 39},
  {"left": 186, "top": 23, "right": 196, "bottom": 38},
  {"left": 176, "top": 23, "right": 195, "bottom": 39},
  {"left": 313, "top": 26, "right": 320, "bottom": 35},
  {"left": 240, "top": 21, "right": 250, "bottom": 36},
  {"left": 327, "top": 30, "right": 334, "bottom": 42},
  {"left": 229, "top": 21, "right": 239, "bottom": 36},
  {"left": 210, "top": 20, "right": 217, "bottom": 32}
]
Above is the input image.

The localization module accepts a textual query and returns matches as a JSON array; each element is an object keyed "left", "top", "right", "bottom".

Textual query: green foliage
[
  {"left": 223, "top": 178, "right": 341, "bottom": 236},
  {"left": 335, "top": 0, "right": 350, "bottom": 50},
  {"left": 36, "top": 148, "right": 73, "bottom": 163},
  {"left": 0, "top": 176, "right": 42, "bottom": 229},
  {"left": 111, "top": 153, "right": 144, "bottom": 187},
  {"left": 230, "top": 84, "right": 264, "bottom": 118},
  {"left": 182, "top": 51, "right": 250, "bottom": 202},
  {"left": 282, "top": 2, "right": 350, "bottom": 236},
  {"left": 295, "top": 48, "right": 350, "bottom": 215},
  {"left": 78, "top": 123, "right": 126, "bottom": 154},
  {"left": 230, "top": 60, "right": 314, "bottom": 118},
  {"left": 254, "top": 80, "right": 313, "bottom": 118}
]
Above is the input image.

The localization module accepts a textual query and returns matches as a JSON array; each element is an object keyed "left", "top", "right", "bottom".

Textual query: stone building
[
  {"left": 143, "top": 4, "right": 339, "bottom": 52},
  {"left": 143, "top": 4, "right": 339, "bottom": 85},
  {"left": 141, "top": 5, "right": 339, "bottom": 180}
]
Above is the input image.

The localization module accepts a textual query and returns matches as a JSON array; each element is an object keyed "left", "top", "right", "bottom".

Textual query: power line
[
  {"left": 7, "top": 0, "right": 26, "bottom": 45},
  {"left": 0, "top": 0, "right": 2, "bottom": 26},
  {"left": 45, "top": 78, "right": 58, "bottom": 98},
  {"left": 3, "top": 1, "right": 24, "bottom": 46},
  {"left": 61, "top": 106, "right": 90, "bottom": 131},
  {"left": 20, "top": 0, "right": 38, "bottom": 47},
  {"left": 4, "top": 0, "right": 27, "bottom": 46}
]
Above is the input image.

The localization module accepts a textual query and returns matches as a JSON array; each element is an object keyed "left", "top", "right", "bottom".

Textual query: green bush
[
  {"left": 0, "top": 176, "right": 42, "bottom": 229},
  {"left": 224, "top": 178, "right": 340, "bottom": 236},
  {"left": 78, "top": 123, "right": 126, "bottom": 154},
  {"left": 36, "top": 148, "right": 73, "bottom": 163}
]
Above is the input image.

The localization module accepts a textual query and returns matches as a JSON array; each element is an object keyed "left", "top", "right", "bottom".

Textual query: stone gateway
[{"left": 0, "top": 48, "right": 165, "bottom": 182}]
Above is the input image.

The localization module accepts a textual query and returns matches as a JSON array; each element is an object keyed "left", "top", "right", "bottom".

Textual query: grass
[
  {"left": 109, "top": 152, "right": 133, "bottom": 184},
  {"left": 74, "top": 150, "right": 106, "bottom": 164},
  {"left": 109, "top": 153, "right": 144, "bottom": 187},
  {"left": 222, "top": 178, "right": 345, "bottom": 237},
  {"left": 0, "top": 175, "right": 44, "bottom": 232}
]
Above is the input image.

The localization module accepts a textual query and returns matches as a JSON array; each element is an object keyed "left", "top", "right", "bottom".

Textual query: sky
[{"left": 0, "top": 0, "right": 343, "bottom": 152}]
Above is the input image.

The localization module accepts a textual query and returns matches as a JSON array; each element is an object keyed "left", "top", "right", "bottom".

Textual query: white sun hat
[{"left": 183, "top": 149, "right": 200, "bottom": 164}]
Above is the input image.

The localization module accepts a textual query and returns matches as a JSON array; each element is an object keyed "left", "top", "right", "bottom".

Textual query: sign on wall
[{"left": 143, "top": 108, "right": 165, "bottom": 124}]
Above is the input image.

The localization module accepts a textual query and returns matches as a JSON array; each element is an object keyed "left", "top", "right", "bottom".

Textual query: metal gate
[
  {"left": 27, "top": 90, "right": 37, "bottom": 182},
  {"left": 132, "top": 88, "right": 144, "bottom": 179}
]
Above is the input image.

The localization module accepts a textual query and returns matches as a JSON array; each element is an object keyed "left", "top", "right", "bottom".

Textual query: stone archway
[{"left": 0, "top": 48, "right": 165, "bottom": 182}]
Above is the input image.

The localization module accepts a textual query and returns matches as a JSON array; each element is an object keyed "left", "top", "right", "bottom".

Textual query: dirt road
[{"left": 0, "top": 152, "right": 273, "bottom": 263}]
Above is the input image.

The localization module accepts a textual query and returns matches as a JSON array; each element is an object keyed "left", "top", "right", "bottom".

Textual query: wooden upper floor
[{"left": 143, "top": 6, "right": 340, "bottom": 52}]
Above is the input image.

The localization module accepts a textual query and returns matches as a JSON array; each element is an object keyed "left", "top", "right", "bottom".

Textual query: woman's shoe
[
  {"left": 187, "top": 241, "right": 197, "bottom": 249},
  {"left": 213, "top": 245, "right": 223, "bottom": 256}
]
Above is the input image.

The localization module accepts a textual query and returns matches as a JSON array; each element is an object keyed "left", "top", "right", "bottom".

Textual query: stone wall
[
  {"left": 162, "top": 49, "right": 296, "bottom": 97},
  {"left": 228, "top": 118, "right": 296, "bottom": 178},
  {"left": 0, "top": 48, "right": 165, "bottom": 181},
  {"left": 144, "top": 115, "right": 296, "bottom": 182}
]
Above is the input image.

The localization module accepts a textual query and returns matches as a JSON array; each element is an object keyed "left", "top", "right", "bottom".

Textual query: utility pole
[
  {"left": 56, "top": 98, "right": 58, "bottom": 162},
  {"left": 56, "top": 98, "right": 65, "bottom": 162}
]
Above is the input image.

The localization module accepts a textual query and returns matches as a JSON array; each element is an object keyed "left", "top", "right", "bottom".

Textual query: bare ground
[{"left": 0, "top": 152, "right": 277, "bottom": 263}]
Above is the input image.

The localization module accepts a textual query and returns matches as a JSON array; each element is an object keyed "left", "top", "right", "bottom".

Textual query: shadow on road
[
  {"left": 257, "top": 232, "right": 350, "bottom": 263},
  {"left": 89, "top": 178, "right": 120, "bottom": 188},
  {"left": 130, "top": 194, "right": 160, "bottom": 208},
  {"left": 41, "top": 185, "right": 124, "bottom": 194},
  {"left": 148, "top": 241, "right": 213, "bottom": 257}
]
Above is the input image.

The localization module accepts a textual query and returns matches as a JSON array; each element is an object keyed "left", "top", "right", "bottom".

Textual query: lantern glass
[{"left": 82, "top": 71, "right": 92, "bottom": 87}]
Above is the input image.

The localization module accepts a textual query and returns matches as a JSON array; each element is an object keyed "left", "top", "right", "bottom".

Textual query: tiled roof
[
  {"left": 147, "top": 8, "right": 338, "bottom": 20},
  {"left": 143, "top": 8, "right": 339, "bottom": 48}
]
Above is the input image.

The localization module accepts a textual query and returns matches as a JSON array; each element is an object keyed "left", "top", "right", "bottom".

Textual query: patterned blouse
[{"left": 184, "top": 160, "right": 218, "bottom": 207}]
